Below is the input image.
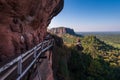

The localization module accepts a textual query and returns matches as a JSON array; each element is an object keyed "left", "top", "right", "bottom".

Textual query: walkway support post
[
  {"left": 34, "top": 46, "right": 37, "bottom": 58},
  {"left": 17, "top": 56, "right": 22, "bottom": 75}
]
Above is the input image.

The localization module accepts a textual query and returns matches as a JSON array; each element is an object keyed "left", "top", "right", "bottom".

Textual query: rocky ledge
[{"left": 0, "top": 0, "right": 64, "bottom": 61}]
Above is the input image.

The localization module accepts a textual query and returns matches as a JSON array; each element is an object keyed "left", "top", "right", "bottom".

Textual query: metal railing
[{"left": 0, "top": 39, "right": 54, "bottom": 80}]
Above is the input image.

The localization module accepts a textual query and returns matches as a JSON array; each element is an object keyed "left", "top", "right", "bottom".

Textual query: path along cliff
[{"left": 0, "top": 0, "right": 64, "bottom": 80}]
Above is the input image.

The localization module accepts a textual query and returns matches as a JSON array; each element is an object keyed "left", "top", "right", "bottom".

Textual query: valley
[{"left": 51, "top": 28, "right": 120, "bottom": 80}]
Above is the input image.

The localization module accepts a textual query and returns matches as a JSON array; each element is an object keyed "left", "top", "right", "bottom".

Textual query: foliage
[
  {"left": 52, "top": 33, "right": 120, "bottom": 80},
  {"left": 78, "top": 32, "right": 120, "bottom": 48}
]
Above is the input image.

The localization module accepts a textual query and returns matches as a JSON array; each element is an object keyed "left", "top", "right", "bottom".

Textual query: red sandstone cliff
[
  {"left": 0, "top": 0, "right": 63, "bottom": 61},
  {"left": 0, "top": 0, "right": 64, "bottom": 80}
]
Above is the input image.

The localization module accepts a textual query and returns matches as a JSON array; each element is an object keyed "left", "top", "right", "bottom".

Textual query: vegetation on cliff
[{"left": 52, "top": 33, "right": 120, "bottom": 80}]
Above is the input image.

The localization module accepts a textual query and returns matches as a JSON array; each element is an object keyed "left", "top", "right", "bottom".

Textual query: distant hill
[
  {"left": 49, "top": 27, "right": 75, "bottom": 35},
  {"left": 82, "top": 36, "right": 116, "bottom": 51},
  {"left": 49, "top": 27, "right": 83, "bottom": 37},
  {"left": 77, "top": 32, "right": 120, "bottom": 48}
]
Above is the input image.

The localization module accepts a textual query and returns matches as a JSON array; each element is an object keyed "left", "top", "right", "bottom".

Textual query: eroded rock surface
[{"left": 0, "top": 0, "right": 63, "bottom": 61}]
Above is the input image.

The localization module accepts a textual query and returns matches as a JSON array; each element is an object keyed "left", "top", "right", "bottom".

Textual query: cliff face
[
  {"left": 49, "top": 27, "right": 75, "bottom": 35},
  {"left": 0, "top": 0, "right": 64, "bottom": 61}
]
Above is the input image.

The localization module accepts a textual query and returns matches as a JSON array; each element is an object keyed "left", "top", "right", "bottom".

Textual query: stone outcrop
[
  {"left": 0, "top": 0, "right": 64, "bottom": 80},
  {"left": 49, "top": 27, "right": 75, "bottom": 35},
  {"left": 0, "top": 0, "right": 64, "bottom": 61}
]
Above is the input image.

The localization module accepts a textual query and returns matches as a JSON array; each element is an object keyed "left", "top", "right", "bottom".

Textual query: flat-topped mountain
[{"left": 49, "top": 27, "right": 75, "bottom": 35}]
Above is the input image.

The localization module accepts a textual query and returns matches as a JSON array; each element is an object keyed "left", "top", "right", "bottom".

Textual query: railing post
[
  {"left": 41, "top": 42, "right": 44, "bottom": 50},
  {"left": 48, "top": 40, "right": 49, "bottom": 46},
  {"left": 50, "top": 40, "right": 51, "bottom": 45},
  {"left": 34, "top": 46, "right": 37, "bottom": 58},
  {"left": 17, "top": 56, "right": 22, "bottom": 75}
]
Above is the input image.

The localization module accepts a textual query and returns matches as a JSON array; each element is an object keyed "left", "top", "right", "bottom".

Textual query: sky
[{"left": 49, "top": 0, "right": 120, "bottom": 32}]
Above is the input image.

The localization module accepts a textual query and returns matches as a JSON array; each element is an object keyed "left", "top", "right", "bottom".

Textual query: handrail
[
  {"left": 17, "top": 44, "right": 53, "bottom": 80},
  {"left": 0, "top": 39, "right": 54, "bottom": 80}
]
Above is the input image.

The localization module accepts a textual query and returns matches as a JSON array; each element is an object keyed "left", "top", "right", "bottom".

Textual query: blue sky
[{"left": 49, "top": 0, "right": 120, "bottom": 32}]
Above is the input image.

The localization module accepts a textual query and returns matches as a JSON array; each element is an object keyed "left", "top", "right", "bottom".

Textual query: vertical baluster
[
  {"left": 33, "top": 46, "right": 37, "bottom": 70},
  {"left": 17, "top": 56, "right": 22, "bottom": 75},
  {"left": 48, "top": 40, "right": 49, "bottom": 46},
  {"left": 41, "top": 42, "right": 44, "bottom": 50},
  {"left": 34, "top": 46, "right": 37, "bottom": 58},
  {"left": 50, "top": 39, "right": 52, "bottom": 45}
]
